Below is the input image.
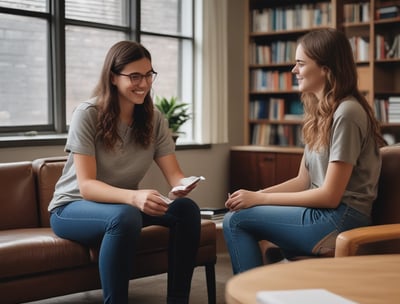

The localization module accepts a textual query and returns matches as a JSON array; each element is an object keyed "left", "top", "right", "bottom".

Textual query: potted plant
[{"left": 155, "top": 96, "right": 191, "bottom": 142}]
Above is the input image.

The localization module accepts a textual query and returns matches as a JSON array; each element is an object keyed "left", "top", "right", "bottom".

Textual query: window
[{"left": 0, "top": 0, "right": 195, "bottom": 143}]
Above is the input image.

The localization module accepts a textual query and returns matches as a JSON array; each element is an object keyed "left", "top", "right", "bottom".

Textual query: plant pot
[{"left": 172, "top": 133, "right": 179, "bottom": 143}]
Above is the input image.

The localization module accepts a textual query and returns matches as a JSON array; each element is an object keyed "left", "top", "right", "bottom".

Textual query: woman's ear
[
  {"left": 110, "top": 72, "right": 117, "bottom": 85},
  {"left": 321, "top": 66, "right": 329, "bottom": 76}
]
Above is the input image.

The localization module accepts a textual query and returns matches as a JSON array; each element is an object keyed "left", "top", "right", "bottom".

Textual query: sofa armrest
[
  {"left": 335, "top": 223, "right": 400, "bottom": 257},
  {"left": 32, "top": 156, "right": 68, "bottom": 227}
]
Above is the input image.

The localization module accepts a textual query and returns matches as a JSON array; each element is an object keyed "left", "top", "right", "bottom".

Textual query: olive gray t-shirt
[
  {"left": 304, "top": 97, "right": 381, "bottom": 216},
  {"left": 48, "top": 99, "right": 175, "bottom": 211}
]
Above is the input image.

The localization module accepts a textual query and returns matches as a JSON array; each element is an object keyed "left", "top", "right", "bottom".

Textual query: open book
[{"left": 159, "top": 176, "right": 206, "bottom": 204}]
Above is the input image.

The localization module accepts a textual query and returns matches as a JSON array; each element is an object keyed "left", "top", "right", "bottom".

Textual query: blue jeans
[
  {"left": 223, "top": 203, "right": 371, "bottom": 274},
  {"left": 50, "top": 198, "right": 201, "bottom": 304}
]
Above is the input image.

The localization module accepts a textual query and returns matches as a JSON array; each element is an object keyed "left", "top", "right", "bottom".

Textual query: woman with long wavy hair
[
  {"left": 223, "top": 28, "right": 385, "bottom": 274},
  {"left": 48, "top": 41, "right": 201, "bottom": 303}
]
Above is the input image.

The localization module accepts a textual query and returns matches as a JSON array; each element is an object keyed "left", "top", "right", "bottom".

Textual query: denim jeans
[
  {"left": 50, "top": 197, "right": 201, "bottom": 304},
  {"left": 223, "top": 203, "right": 371, "bottom": 274}
]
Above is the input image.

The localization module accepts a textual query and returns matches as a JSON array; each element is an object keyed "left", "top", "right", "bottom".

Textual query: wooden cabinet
[
  {"left": 229, "top": 146, "right": 303, "bottom": 193},
  {"left": 244, "top": 0, "right": 400, "bottom": 146}
]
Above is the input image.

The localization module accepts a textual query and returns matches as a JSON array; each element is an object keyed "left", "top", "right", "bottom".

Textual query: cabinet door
[
  {"left": 230, "top": 150, "right": 303, "bottom": 192},
  {"left": 230, "top": 151, "right": 260, "bottom": 192},
  {"left": 275, "top": 153, "right": 303, "bottom": 184},
  {"left": 257, "top": 152, "right": 276, "bottom": 188}
]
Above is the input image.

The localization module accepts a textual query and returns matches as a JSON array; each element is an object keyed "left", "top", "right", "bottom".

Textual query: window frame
[{"left": 0, "top": 0, "right": 202, "bottom": 148}]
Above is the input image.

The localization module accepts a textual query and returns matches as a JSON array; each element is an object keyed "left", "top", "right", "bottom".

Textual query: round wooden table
[{"left": 225, "top": 254, "right": 400, "bottom": 304}]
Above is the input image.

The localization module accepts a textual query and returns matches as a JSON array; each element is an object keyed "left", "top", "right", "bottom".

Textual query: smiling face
[
  {"left": 111, "top": 57, "right": 153, "bottom": 108},
  {"left": 292, "top": 44, "right": 327, "bottom": 100}
]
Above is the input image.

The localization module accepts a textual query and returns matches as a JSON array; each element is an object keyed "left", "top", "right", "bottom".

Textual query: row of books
[
  {"left": 348, "top": 36, "right": 369, "bottom": 62},
  {"left": 250, "top": 70, "right": 298, "bottom": 91},
  {"left": 343, "top": 3, "right": 399, "bottom": 21},
  {"left": 251, "top": 2, "right": 331, "bottom": 33},
  {"left": 249, "top": 98, "right": 284, "bottom": 120},
  {"left": 375, "top": 96, "right": 400, "bottom": 123},
  {"left": 388, "top": 96, "right": 400, "bottom": 123},
  {"left": 376, "top": 34, "right": 400, "bottom": 59},
  {"left": 249, "top": 41, "right": 297, "bottom": 65},
  {"left": 343, "top": 2, "right": 370, "bottom": 23},
  {"left": 251, "top": 124, "right": 303, "bottom": 147},
  {"left": 376, "top": 5, "right": 399, "bottom": 19},
  {"left": 249, "top": 99, "right": 303, "bottom": 120},
  {"left": 349, "top": 34, "right": 400, "bottom": 61}
]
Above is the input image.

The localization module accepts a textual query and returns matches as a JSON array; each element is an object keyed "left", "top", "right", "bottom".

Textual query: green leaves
[{"left": 155, "top": 96, "right": 191, "bottom": 133}]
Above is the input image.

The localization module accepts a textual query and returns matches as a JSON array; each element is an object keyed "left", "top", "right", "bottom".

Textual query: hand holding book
[
  {"left": 167, "top": 176, "right": 206, "bottom": 200},
  {"left": 171, "top": 176, "right": 206, "bottom": 192}
]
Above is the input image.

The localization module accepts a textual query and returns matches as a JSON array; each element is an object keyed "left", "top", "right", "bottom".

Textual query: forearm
[
  {"left": 156, "top": 154, "right": 185, "bottom": 187},
  {"left": 259, "top": 187, "right": 340, "bottom": 208},
  {"left": 79, "top": 179, "right": 133, "bottom": 204}
]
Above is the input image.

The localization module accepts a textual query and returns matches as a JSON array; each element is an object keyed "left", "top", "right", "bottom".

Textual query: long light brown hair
[
  {"left": 92, "top": 41, "right": 154, "bottom": 150},
  {"left": 298, "top": 28, "right": 385, "bottom": 151}
]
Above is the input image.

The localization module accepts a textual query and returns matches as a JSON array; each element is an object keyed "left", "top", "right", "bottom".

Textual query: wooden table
[{"left": 225, "top": 254, "right": 400, "bottom": 304}]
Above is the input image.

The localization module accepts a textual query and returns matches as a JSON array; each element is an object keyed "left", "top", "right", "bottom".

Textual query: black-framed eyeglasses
[{"left": 116, "top": 70, "right": 157, "bottom": 85}]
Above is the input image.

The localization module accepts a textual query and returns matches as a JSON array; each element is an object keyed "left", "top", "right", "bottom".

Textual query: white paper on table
[{"left": 256, "top": 289, "right": 358, "bottom": 304}]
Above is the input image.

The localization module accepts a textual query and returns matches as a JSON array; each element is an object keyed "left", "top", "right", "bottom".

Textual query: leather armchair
[
  {"left": 335, "top": 145, "right": 400, "bottom": 257},
  {"left": 264, "top": 144, "right": 400, "bottom": 262}
]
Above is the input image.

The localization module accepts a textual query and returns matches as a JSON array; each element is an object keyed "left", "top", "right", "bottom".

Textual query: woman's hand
[
  {"left": 225, "top": 190, "right": 264, "bottom": 211},
  {"left": 129, "top": 189, "right": 169, "bottom": 216},
  {"left": 168, "top": 182, "right": 197, "bottom": 200}
]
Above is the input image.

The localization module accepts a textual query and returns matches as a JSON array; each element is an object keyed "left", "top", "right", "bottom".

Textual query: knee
[
  {"left": 169, "top": 197, "right": 200, "bottom": 219},
  {"left": 223, "top": 210, "right": 234, "bottom": 229},
  {"left": 108, "top": 205, "right": 142, "bottom": 236}
]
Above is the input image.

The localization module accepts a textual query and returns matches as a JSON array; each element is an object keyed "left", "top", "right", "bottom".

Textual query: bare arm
[
  {"left": 155, "top": 153, "right": 197, "bottom": 197},
  {"left": 74, "top": 153, "right": 168, "bottom": 216},
  {"left": 226, "top": 160, "right": 353, "bottom": 211},
  {"left": 155, "top": 154, "right": 185, "bottom": 187}
]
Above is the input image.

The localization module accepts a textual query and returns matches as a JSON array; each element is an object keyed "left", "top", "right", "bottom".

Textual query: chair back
[{"left": 371, "top": 145, "right": 400, "bottom": 225}]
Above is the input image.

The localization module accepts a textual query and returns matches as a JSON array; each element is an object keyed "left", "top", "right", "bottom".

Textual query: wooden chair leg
[{"left": 205, "top": 263, "right": 216, "bottom": 304}]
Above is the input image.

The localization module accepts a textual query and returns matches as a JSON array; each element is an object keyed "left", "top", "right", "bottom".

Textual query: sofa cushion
[
  {"left": 0, "top": 161, "right": 39, "bottom": 230},
  {"left": 0, "top": 222, "right": 216, "bottom": 280},
  {"left": 0, "top": 228, "right": 92, "bottom": 280}
]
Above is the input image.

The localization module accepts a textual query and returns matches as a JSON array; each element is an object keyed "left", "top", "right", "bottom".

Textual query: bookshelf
[
  {"left": 245, "top": 0, "right": 335, "bottom": 147},
  {"left": 338, "top": 0, "right": 400, "bottom": 144},
  {"left": 244, "top": 0, "right": 400, "bottom": 147}
]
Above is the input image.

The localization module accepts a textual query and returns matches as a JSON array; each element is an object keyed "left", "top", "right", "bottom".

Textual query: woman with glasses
[{"left": 48, "top": 41, "right": 201, "bottom": 304}]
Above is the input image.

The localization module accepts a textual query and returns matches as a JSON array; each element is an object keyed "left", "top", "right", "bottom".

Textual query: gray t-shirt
[
  {"left": 48, "top": 98, "right": 175, "bottom": 211},
  {"left": 304, "top": 97, "right": 381, "bottom": 216}
]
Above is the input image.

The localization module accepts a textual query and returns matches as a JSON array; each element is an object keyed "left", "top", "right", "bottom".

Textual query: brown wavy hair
[
  {"left": 298, "top": 28, "right": 385, "bottom": 151},
  {"left": 92, "top": 41, "right": 154, "bottom": 150}
]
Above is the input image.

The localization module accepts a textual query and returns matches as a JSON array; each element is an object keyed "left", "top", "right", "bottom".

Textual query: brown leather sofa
[{"left": 0, "top": 156, "right": 217, "bottom": 304}]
